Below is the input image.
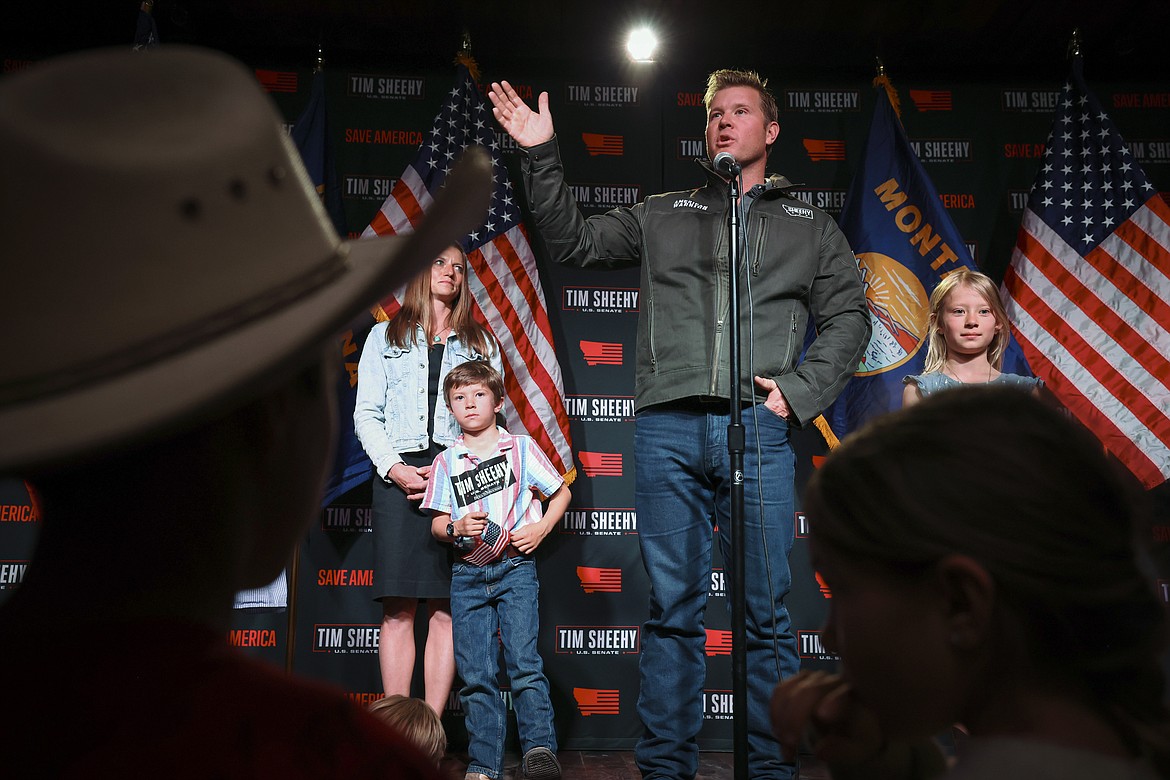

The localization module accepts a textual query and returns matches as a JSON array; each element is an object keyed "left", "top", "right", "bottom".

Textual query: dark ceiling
[{"left": 4, "top": 1, "right": 1169, "bottom": 83}]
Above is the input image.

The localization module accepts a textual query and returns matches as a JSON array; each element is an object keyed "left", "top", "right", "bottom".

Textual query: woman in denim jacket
[{"left": 355, "top": 245, "right": 501, "bottom": 714}]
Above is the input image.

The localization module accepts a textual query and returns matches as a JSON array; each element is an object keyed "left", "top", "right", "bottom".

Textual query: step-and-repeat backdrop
[{"left": 2, "top": 54, "right": 1167, "bottom": 750}]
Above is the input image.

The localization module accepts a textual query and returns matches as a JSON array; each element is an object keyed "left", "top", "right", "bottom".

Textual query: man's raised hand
[{"left": 488, "top": 81, "right": 554, "bottom": 148}]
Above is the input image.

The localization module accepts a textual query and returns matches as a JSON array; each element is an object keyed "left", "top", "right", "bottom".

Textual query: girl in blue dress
[{"left": 903, "top": 269, "right": 1041, "bottom": 406}]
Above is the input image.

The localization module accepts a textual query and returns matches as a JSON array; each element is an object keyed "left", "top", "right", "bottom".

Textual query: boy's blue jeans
[
  {"left": 633, "top": 403, "right": 800, "bottom": 780},
  {"left": 452, "top": 554, "right": 557, "bottom": 780}
]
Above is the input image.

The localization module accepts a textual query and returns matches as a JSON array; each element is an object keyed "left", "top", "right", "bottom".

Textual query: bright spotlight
[{"left": 626, "top": 27, "right": 658, "bottom": 62}]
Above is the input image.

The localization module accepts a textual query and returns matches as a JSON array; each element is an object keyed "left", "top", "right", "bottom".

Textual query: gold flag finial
[
  {"left": 1068, "top": 27, "right": 1082, "bottom": 59},
  {"left": 872, "top": 57, "right": 902, "bottom": 119},
  {"left": 455, "top": 30, "right": 481, "bottom": 83}
]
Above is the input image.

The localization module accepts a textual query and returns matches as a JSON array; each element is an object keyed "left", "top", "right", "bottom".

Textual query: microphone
[{"left": 713, "top": 152, "right": 741, "bottom": 177}]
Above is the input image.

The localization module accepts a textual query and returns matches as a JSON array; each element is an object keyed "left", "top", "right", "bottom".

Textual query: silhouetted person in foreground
[
  {"left": 772, "top": 387, "right": 1170, "bottom": 780},
  {"left": 0, "top": 44, "right": 491, "bottom": 777}
]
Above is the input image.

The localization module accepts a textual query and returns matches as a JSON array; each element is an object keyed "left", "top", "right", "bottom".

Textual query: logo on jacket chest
[
  {"left": 782, "top": 204, "right": 815, "bottom": 220},
  {"left": 672, "top": 198, "right": 708, "bottom": 211}
]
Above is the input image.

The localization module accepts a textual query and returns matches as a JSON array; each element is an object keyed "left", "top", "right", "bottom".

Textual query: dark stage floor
[{"left": 441, "top": 750, "right": 830, "bottom": 779}]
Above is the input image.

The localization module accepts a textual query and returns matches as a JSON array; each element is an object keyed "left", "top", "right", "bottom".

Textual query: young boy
[{"left": 422, "top": 361, "right": 570, "bottom": 780}]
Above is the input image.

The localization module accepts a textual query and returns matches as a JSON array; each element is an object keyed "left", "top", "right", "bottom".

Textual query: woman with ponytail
[{"left": 772, "top": 387, "right": 1170, "bottom": 779}]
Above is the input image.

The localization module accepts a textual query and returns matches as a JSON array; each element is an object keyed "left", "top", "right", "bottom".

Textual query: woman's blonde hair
[
  {"left": 368, "top": 694, "right": 446, "bottom": 764},
  {"left": 384, "top": 245, "right": 494, "bottom": 358},
  {"left": 922, "top": 268, "right": 1010, "bottom": 373}
]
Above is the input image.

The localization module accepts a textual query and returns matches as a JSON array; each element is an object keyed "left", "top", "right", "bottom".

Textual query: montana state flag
[{"left": 822, "top": 81, "right": 1030, "bottom": 440}]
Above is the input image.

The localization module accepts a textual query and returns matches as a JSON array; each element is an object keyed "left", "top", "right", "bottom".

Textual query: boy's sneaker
[{"left": 518, "top": 747, "right": 561, "bottom": 779}]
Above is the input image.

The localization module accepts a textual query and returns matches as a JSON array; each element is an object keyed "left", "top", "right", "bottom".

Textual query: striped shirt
[{"left": 422, "top": 428, "right": 563, "bottom": 565}]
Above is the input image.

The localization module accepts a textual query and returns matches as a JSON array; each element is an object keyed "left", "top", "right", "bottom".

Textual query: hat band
[{"left": 0, "top": 247, "right": 351, "bottom": 407}]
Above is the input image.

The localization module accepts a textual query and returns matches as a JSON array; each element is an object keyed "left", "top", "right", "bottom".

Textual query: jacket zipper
[
  {"left": 709, "top": 218, "right": 729, "bottom": 395},
  {"left": 783, "top": 310, "right": 798, "bottom": 369},
  {"left": 751, "top": 213, "right": 767, "bottom": 276}
]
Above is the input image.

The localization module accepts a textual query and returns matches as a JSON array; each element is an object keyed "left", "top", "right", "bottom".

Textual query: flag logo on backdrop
[
  {"left": 574, "top": 688, "right": 621, "bottom": 716},
  {"left": 582, "top": 133, "right": 625, "bottom": 156},
  {"left": 704, "top": 629, "right": 733, "bottom": 657},
  {"left": 576, "top": 566, "right": 623, "bottom": 593},
  {"left": 255, "top": 69, "right": 297, "bottom": 94},
  {"left": 1004, "top": 56, "right": 1170, "bottom": 488},
  {"left": 578, "top": 451, "right": 623, "bottom": 478},
  {"left": 910, "top": 89, "right": 953, "bottom": 112},
  {"left": 580, "top": 341, "right": 623, "bottom": 366},
  {"left": 803, "top": 139, "right": 847, "bottom": 161}
]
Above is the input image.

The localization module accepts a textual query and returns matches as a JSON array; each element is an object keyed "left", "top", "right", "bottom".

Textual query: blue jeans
[
  {"left": 451, "top": 554, "right": 557, "bottom": 780},
  {"left": 634, "top": 404, "right": 799, "bottom": 780}
]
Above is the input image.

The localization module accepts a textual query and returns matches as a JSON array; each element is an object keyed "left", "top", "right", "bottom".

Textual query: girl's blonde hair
[
  {"left": 384, "top": 245, "right": 494, "bottom": 358},
  {"left": 368, "top": 694, "right": 446, "bottom": 764},
  {"left": 922, "top": 268, "right": 1010, "bottom": 373}
]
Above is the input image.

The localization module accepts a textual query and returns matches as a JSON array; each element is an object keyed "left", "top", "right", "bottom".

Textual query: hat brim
[{"left": 0, "top": 148, "right": 493, "bottom": 473}]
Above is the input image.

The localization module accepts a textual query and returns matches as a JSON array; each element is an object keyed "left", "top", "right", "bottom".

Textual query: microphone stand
[{"left": 723, "top": 163, "right": 749, "bottom": 780}]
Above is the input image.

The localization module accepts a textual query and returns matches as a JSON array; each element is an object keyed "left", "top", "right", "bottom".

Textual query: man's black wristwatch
[{"left": 446, "top": 521, "right": 457, "bottom": 538}]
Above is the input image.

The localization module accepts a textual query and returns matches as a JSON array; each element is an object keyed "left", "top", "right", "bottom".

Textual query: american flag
[
  {"left": 1004, "top": 57, "right": 1170, "bottom": 488},
  {"left": 462, "top": 518, "right": 511, "bottom": 567},
  {"left": 362, "top": 61, "right": 575, "bottom": 483}
]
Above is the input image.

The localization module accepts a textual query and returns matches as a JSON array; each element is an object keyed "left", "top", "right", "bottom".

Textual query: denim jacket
[{"left": 353, "top": 321, "right": 501, "bottom": 480}]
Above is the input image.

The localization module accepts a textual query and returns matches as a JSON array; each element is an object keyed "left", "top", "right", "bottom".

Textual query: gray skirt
[{"left": 371, "top": 446, "right": 452, "bottom": 600}]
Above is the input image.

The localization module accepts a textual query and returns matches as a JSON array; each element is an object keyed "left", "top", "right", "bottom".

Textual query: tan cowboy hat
[{"left": 0, "top": 46, "right": 492, "bottom": 472}]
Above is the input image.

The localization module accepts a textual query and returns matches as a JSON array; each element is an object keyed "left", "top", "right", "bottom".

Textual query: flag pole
[{"left": 284, "top": 45, "right": 329, "bottom": 674}]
